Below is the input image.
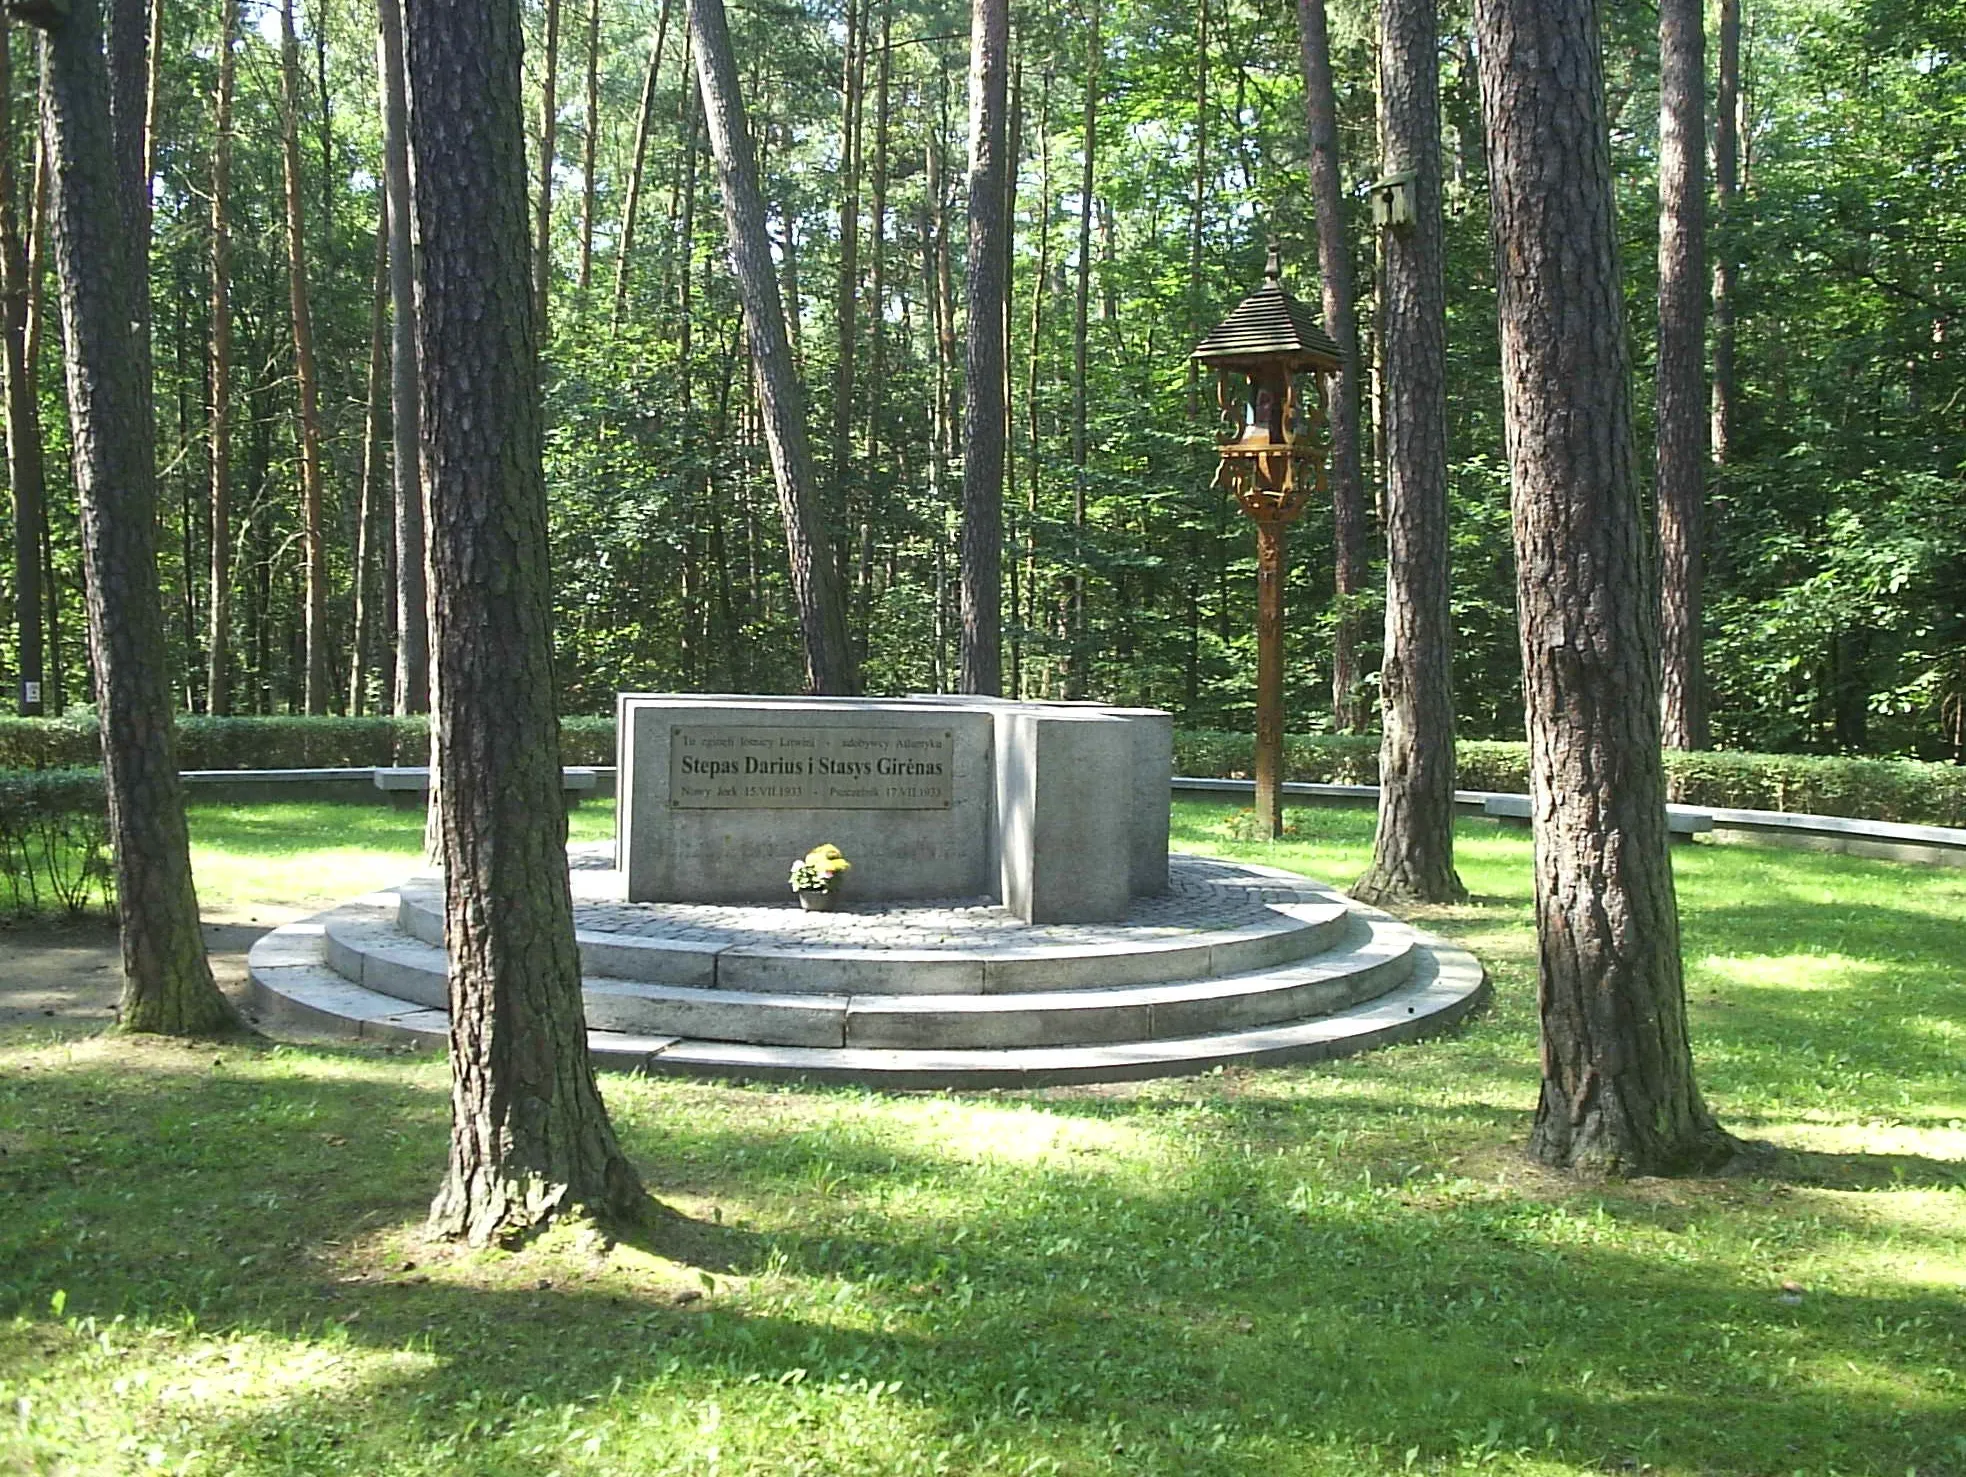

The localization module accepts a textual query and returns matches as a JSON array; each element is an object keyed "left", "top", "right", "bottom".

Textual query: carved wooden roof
[{"left": 1190, "top": 243, "right": 1343, "bottom": 373}]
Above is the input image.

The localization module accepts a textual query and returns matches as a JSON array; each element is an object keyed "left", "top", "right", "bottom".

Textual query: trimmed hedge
[
  {"left": 2, "top": 717, "right": 1962, "bottom": 833},
  {"left": 1659, "top": 748, "right": 1966, "bottom": 827},
  {"left": 1172, "top": 731, "right": 1966, "bottom": 828},
  {"left": 0, "top": 768, "right": 114, "bottom": 917},
  {"left": 0, "top": 714, "right": 621, "bottom": 772}
]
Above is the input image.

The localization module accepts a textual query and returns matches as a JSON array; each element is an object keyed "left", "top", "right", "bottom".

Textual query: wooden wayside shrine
[{"left": 1191, "top": 241, "right": 1344, "bottom": 838}]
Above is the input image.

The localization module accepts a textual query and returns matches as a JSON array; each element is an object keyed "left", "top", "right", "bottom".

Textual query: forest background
[{"left": 1, "top": 0, "right": 1961, "bottom": 759}]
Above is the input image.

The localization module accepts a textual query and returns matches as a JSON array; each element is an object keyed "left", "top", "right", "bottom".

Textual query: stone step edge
[
  {"left": 310, "top": 906, "right": 1417, "bottom": 1049},
  {"left": 315, "top": 902, "right": 1413, "bottom": 1015},
  {"left": 246, "top": 922, "right": 1484, "bottom": 1087},
  {"left": 391, "top": 876, "right": 1355, "bottom": 993}
]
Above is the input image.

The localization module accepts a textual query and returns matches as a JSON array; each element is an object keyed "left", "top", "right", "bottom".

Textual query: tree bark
[
  {"left": 688, "top": 0, "right": 856, "bottom": 695},
  {"left": 403, "top": 0, "right": 646, "bottom": 1245},
  {"left": 1656, "top": 0, "right": 1708, "bottom": 751},
  {"left": 1710, "top": 0, "right": 1739, "bottom": 466},
  {"left": 379, "top": 0, "right": 428, "bottom": 715},
  {"left": 205, "top": 0, "right": 238, "bottom": 715},
  {"left": 279, "top": 0, "right": 331, "bottom": 714},
  {"left": 533, "top": 0, "right": 561, "bottom": 333},
  {"left": 25, "top": 0, "right": 233, "bottom": 1035},
  {"left": 610, "top": 0, "right": 672, "bottom": 331},
  {"left": 1356, "top": 0, "right": 1464, "bottom": 906},
  {"left": 959, "top": 0, "right": 1009, "bottom": 696},
  {"left": 103, "top": 0, "right": 143, "bottom": 269},
  {"left": 1473, "top": 0, "right": 1735, "bottom": 1176},
  {"left": 1297, "top": 0, "right": 1370, "bottom": 734},
  {"left": 2, "top": 29, "right": 47, "bottom": 716}
]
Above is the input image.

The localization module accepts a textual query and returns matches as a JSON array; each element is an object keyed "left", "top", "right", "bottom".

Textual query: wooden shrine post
[{"left": 1192, "top": 242, "right": 1343, "bottom": 839}]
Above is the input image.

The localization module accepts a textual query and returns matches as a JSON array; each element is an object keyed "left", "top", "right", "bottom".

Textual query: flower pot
[{"left": 796, "top": 888, "right": 838, "bottom": 912}]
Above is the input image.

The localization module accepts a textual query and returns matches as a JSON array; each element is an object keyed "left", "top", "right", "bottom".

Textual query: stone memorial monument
[{"left": 615, "top": 693, "right": 1173, "bottom": 923}]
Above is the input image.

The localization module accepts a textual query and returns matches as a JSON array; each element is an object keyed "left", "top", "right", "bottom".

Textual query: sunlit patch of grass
[
  {"left": 1698, "top": 951, "right": 1887, "bottom": 991},
  {"left": 0, "top": 798, "right": 1960, "bottom": 1473},
  {"left": 184, "top": 798, "right": 619, "bottom": 918}
]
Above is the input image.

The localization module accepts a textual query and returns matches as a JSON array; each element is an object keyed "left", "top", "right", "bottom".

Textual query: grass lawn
[{"left": 1, "top": 799, "right": 1961, "bottom": 1475}]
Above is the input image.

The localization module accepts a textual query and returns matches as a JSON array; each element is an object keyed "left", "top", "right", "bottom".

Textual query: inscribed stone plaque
[{"left": 668, "top": 725, "right": 954, "bottom": 809}]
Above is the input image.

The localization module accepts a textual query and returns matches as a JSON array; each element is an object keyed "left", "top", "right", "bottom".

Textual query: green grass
[
  {"left": 179, "top": 798, "right": 619, "bottom": 918},
  {"left": 1, "top": 799, "right": 1961, "bottom": 1475}
]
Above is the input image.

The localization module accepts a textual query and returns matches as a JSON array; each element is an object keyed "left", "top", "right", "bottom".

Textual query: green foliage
[
  {"left": 5, "top": 0, "right": 1952, "bottom": 758},
  {"left": 0, "top": 718, "right": 100, "bottom": 770},
  {"left": 0, "top": 715, "right": 620, "bottom": 771},
  {"left": 9, "top": 713, "right": 1965, "bottom": 828},
  {"left": 1175, "top": 729, "right": 1384, "bottom": 783},
  {"left": 1662, "top": 747, "right": 1966, "bottom": 826},
  {"left": 0, "top": 770, "right": 113, "bottom": 917}
]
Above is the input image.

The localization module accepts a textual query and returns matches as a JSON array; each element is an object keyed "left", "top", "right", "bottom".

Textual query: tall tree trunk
[
  {"left": 831, "top": 0, "right": 861, "bottom": 528},
  {"left": 610, "top": 0, "right": 672, "bottom": 331},
  {"left": 206, "top": 0, "right": 237, "bottom": 715},
  {"left": 1355, "top": 0, "right": 1465, "bottom": 907},
  {"left": 959, "top": 0, "right": 1009, "bottom": 695},
  {"left": 1297, "top": 0, "right": 1370, "bottom": 734},
  {"left": 350, "top": 206, "right": 390, "bottom": 716},
  {"left": 919, "top": 193, "right": 950, "bottom": 691},
  {"left": 31, "top": 138, "right": 59, "bottom": 717},
  {"left": 863, "top": 1, "right": 888, "bottom": 470},
  {"left": 1021, "top": 63, "right": 1049, "bottom": 698},
  {"left": 688, "top": 0, "right": 856, "bottom": 694},
  {"left": 533, "top": 0, "right": 561, "bottom": 332},
  {"left": 1184, "top": 0, "right": 1208, "bottom": 419},
  {"left": 677, "top": 70, "right": 697, "bottom": 401},
  {"left": 577, "top": 0, "right": 600, "bottom": 292},
  {"left": 1066, "top": 1, "right": 1097, "bottom": 699},
  {"left": 1656, "top": 0, "right": 1708, "bottom": 751},
  {"left": 103, "top": 0, "right": 144, "bottom": 273},
  {"left": 405, "top": 0, "right": 647, "bottom": 1246},
  {"left": 26, "top": 0, "right": 233, "bottom": 1035},
  {"left": 1473, "top": 0, "right": 1734, "bottom": 1176},
  {"left": 1710, "top": 0, "right": 1739, "bottom": 466},
  {"left": 379, "top": 0, "right": 427, "bottom": 714},
  {"left": 1, "top": 30, "right": 46, "bottom": 716},
  {"left": 279, "top": 0, "right": 330, "bottom": 714},
  {"left": 1001, "top": 46, "right": 1020, "bottom": 695},
  {"left": 140, "top": 0, "right": 160, "bottom": 196}
]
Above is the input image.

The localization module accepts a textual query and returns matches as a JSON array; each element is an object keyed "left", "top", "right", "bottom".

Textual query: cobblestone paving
[{"left": 494, "top": 847, "right": 1343, "bottom": 953}]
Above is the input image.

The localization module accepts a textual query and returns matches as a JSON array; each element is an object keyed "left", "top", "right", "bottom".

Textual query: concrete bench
[
  {"left": 180, "top": 768, "right": 381, "bottom": 804},
  {"left": 374, "top": 766, "right": 599, "bottom": 808},
  {"left": 1170, "top": 777, "right": 1493, "bottom": 814},
  {"left": 1705, "top": 806, "right": 1966, "bottom": 868},
  {"left": 1481, "top": 792, "right": 1714, "bottom": 837},
  {"left": 1171, "top": 775, "right": 1966, "bottom": 868}
]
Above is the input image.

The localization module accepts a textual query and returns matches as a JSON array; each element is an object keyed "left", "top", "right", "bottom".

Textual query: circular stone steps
[{"left": 247, "top": 850, "right": 1488, "bottom": 1088}]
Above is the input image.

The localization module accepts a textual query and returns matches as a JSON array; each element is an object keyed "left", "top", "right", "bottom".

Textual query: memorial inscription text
[{"left": 669, "top": 726, "right": 955, "bottom": 809}]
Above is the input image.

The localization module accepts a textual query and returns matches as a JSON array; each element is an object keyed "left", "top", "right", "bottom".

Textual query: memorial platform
[{"left": 246, "top": 845, "right": 1487, "bottom": 1089}]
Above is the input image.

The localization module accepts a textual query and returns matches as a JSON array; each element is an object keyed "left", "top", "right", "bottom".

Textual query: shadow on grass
[
  {"left": 1720, "top": 1139, "right": 1966, "bottom": 1191},
  {"left": 4, "top": 1041, "right": 1962, "bottom": 1474}
]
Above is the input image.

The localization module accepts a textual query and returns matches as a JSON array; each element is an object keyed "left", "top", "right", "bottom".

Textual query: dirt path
[{"left": 2, "top": 907, "right": 318, "bottom": 1040}]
